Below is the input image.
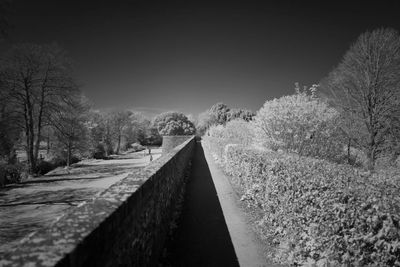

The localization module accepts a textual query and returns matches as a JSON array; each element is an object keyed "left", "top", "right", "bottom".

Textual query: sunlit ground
[{"left": 0, "top": 148, "right": 161, "bottom": 255}]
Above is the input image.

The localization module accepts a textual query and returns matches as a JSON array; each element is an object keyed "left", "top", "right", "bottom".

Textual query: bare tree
[
  {"left": 129, "top": 112, "right": 151, "bottom": 145},
  {"left": 320, "top": 28, "right": 400, "bottom": 170},
  {"left": 87, "top": 111, "right": 119, "bottom": 157},
  {"left": 85, "top": 110, "right": 109, "bottom": 158},
  {"left": 101, "top": 113, "right": 114, "bottom": 156},
  {"left": 51, "top": 95, "right": 89, "bottom": 167},
  {"left": 109, "top": 110, "right": 132, "bottom": 154},
  {"left": 0, "top": 43, "right": 79, "bottom": 173},
  {"left": 0, "top": 87, "right": 21, "bottom": 163}
]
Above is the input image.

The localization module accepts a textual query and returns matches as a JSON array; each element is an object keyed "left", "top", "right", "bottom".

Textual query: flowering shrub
[
  {"left": 204, "top": 140, "right": 400, "bottom": 266},
  {"left": 253, "top": 86, "right": 344, "bottom": 162}
]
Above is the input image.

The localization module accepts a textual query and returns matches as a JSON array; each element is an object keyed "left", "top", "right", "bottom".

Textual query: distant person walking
[{"left": 148, "top": 146, "right": 153, "bottom": 162}]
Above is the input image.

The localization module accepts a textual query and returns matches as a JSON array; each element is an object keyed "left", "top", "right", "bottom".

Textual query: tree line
[
  {"left": 198, "top": 28, "right": 400, "bottom": 171},
  {"left": 0, "top": 43, "right": 168, "bottom": 177}
]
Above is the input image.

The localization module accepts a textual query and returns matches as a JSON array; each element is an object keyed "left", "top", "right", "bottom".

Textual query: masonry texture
[
  {"left": 0, "top": 136, "right": 195, "bottom": 267},
  {"left": 161, "top": 135, "right": 193, "bottom": 155}
]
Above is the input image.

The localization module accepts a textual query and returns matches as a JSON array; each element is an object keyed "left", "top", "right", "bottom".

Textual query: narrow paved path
[
  {"left": 162, "top": 140, "right": 239, "bottom": 267},
  {"left": 204, "top": 143, "right": 281, "bottom": 267}
]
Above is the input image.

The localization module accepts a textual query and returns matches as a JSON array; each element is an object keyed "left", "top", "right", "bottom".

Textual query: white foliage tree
[{"left": 253, "top": 84, "right": 343, "bottom": 161}]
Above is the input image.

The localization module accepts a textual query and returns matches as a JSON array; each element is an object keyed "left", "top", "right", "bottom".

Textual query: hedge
[{"left": 204, "top": 138, "right": 400, "bottom": 266}]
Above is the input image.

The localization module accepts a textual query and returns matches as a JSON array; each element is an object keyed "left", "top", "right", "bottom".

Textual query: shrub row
[{"left": 204, "top": 138, "right": 400, "bottom": 266}]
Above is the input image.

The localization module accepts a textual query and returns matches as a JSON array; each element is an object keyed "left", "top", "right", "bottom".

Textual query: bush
[
  {"left": 36, "top": 153, "right": 82, "bottom": 175},
  {"left": 0, "top": 163, "right": 24, "bottom": 186},
  {"left": 205, "top": 140, "right": 400, "bottom": 266},
  {"left": 52, "top": 155, "right": 80, "bottom": 166},
  {"left": 253, "top": 85, "right": 344, "bottom": 162},
  {"left": 35, "top": 160, "right": 56, "bottom": 175},
  {"left": 92, "top": 143, "right": 107, "bottom": 159},
  {"left": 338, "top": 146, "right": 369, "bottom": 168},
  {"left": 131, "top": 142, "right": 145, "bottom": 152}
]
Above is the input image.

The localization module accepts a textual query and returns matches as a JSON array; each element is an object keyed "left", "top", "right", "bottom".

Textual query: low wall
[
  {"left": 161, "top": 135, "right": 193, "bottom": 155},
  {"left": 1, "top": 136, "right": 196, "bottom": 267}
]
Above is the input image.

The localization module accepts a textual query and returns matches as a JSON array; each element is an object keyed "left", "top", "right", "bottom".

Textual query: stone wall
[
  {"left": 1, "top": 136, "right": 196, "bottom": 267},
  {"left": 161, "top": 135, "right": 193, "bottom": 155}
]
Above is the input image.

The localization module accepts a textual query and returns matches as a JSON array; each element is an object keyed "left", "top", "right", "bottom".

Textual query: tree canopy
[
  {"left": 253, "top": 84, "right": 342, "bottom": 161},
  {"left": 152, "top": 111, "right": 195, "bottom": 136},
  {"left": 196, "top": 102, "right": 254, "bottom": 135},
  {"left": 320, "top": 28, "right": 400, "bottom": 169},
  {"left": 0, "top": 43, "right": 80, "bottom": 172}
]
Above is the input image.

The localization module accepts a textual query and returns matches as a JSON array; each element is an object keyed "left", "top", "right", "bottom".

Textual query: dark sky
[{"left": 3, "top": 0, "right": 400, "bottom": 117}]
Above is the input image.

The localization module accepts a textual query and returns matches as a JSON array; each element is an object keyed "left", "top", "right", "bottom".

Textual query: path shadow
[{"left": 161, "top": 140, "right": 239, "bottom": 267}]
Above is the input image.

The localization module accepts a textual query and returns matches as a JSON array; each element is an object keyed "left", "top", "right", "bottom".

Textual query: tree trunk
[
  {"left": 34, "top": 121, "right": 43, "bottom": 166},
  {"left": 34, "top": 126, "right": 42, "bottom": 166},
  {"left": 25, "top": 129, "right": 31, "bottom": 170},
  {"left": 347, "top": 137, "right": 351, "bottom": 164},
  {"left": 24, "top": 81, "right": 36, "bottom": 174},
  {"left": 367, "top": 133, "right": 376, "bottom": 171},
  {"left": 34, "top": 87, "right": 46, "bottom": 166},
  {"left": 367, "top": 151, "right": 375, "bottom": 171},
  {"left": 23, "top": 102, "right": 31, "bottom": 172},
  {"left": 8, "top": 148, "right": 17, "bottom": 164},
  {"left": 47, "top": 132, "right": 50, "bottom": 154},
  {"left": 28, "top": 124, "right": 35, "bottom": 173},
  {"left": 116, "top": 134, "right": 121, "bottom": 154},
  {"left": 67, "top": 139, "right": 71, "bottom": 167},
  {"left": 26, "top": 103, "right": 36, "bottom": 174}
]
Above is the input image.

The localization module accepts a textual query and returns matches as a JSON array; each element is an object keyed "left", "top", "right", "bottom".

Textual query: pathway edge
[{"left": 202, "top": 142, "right": 268, "bottom": 267}]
